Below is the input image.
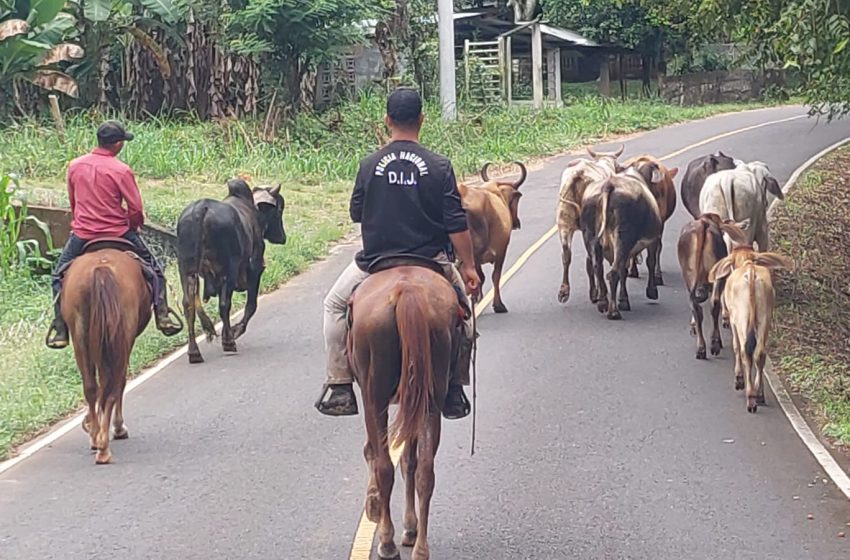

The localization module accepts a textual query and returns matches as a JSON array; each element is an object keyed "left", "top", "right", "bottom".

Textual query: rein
[{"left": 470, "top": 292, "right": 479, "bottom": 457}]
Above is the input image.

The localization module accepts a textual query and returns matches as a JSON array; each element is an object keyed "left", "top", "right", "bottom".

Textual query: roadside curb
[{"left": 765, "top": 135, "right": 850, "bottom": 501}]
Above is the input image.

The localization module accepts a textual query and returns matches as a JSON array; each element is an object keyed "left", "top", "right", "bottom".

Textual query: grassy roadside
[
  {"left": 770, "top": 145, "right": 850, "bottom": 447},
  {"left": 0, "top": 94, "right": 774, "bottom": 460}
]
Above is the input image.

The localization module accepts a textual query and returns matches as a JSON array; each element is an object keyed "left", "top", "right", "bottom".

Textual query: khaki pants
[{"left": 323, "top": 254, "right": 473, "bottom": 385}]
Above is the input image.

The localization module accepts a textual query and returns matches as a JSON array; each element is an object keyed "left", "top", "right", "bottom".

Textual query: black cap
[
  {"left": 96, "top": 121, "right": 134, "bottom": 145},
  {"left": 386, "top": 87, "right": 423, "bottom": 126}
]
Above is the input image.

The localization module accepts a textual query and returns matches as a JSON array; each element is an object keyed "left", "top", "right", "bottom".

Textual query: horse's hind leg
[
  {"left": 411, "top": 413, "right": 442, "bottom": 560},
  {"left": 73, "top": 340, "right": 98, "bottom": 451},
  {"left": 363, "top": 439, "right": 380, "bottom": 523},
  {"left": 401, "top": 438, "right": 419, "bottom": 547},
  {"left": 113, "top": 380, "right": 129, "bottom": 440},
  {"left": 95, "top": 393, "right": 117, "bottom": 465},
  {"left": 365, "top": 402, "right": 398, "bottom": 559}
]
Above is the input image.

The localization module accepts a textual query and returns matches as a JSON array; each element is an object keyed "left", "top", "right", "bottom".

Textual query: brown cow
[
  {"left": 624, "top": 155, "right": 678, "bottom": 285},
  {"left": 580, "top": 161, "right": 663, "bottom": 319},
  {"left": 556, "top": 149, "right": 621, "bottom": 303},
  {"left": 458, "top": 161, "right": 527, "bottom": 313},
  {"left": 710, "top": 250, "right": 792, "bottom": 412},
  {"left": 677, "top": 215, "right": 748, "bottom": 360}
]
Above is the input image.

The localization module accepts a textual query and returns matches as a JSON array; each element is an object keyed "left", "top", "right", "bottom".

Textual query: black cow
[
  {"left": 580, "top": 161, "right": 663, "bottom": 320},
  {"left": 176, "top": 178, "right": 286, "bottom": 363},
  {"left": 681, "top": 152, "right": 737, "bottom": 218}
]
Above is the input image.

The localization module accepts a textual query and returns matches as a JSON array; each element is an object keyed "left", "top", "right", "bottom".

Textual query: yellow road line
[{"left": 348, "top": 109, "right": 808, "bottom": 560}]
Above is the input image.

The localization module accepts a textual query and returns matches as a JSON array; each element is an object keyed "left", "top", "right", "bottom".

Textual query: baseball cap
[
  {"left": 96, "top": 121, "right": 134, "bottom": 145},
  {"left": 386, "top": 87, "right": 423, "bottom": 126}
]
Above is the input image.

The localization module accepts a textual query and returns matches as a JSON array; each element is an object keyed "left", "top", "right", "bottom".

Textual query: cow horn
[
  {"left": 586, "top": 147, "right": 599, "bottom": 158},
  {"left": 512, "top": 161, "right": 527, "bottom": 189},
  {"left": 613, "top": 144, "right": 624, "bottom": 157},
  {"left": 480, "top": 163, "right": 492, "bottom": 183},
  {"left": 270, "top": 183, "right": 281, "bottom": 196}
]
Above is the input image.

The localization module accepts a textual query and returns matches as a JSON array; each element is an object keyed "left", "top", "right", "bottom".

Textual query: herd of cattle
[
  {"left": 171, "top": 146, "right": 792, "bottom": 419},
  {"left": 451, "top": 146, "right": 792, "bottom": 415}
]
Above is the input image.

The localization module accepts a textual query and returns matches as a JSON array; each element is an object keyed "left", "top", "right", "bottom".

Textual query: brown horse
[
  {"left": 348, "top": 266, "right": 460, "bottom": 560},
  {"left": 61, "top": 243, "right": 151, "bottom": 464}
]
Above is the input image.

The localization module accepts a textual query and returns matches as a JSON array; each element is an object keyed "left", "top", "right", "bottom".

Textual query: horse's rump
[{"left": 348, "top": 266, "right": 459, "bottom": 445}]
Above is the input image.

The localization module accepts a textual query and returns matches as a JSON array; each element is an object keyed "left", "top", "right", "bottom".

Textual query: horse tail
[
  {"left": 390, "top": 287, "right": 436, "bottom": 446},
  {"left": 88, "top": 266, "right": 129, "bottom": 408}
]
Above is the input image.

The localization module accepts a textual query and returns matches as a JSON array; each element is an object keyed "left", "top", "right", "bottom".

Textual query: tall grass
[{"left": 0, "top": 94, "right": 772, "bottom": 459}]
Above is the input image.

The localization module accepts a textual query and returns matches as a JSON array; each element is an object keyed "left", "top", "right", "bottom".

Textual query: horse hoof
[
  {"left": 747, "top": 400, "right": 758, "bottom": 414},
  {"left": 646, "top": 286, "right": 659, "bottom": 300},
  {"left": 222, "top": 342, "right": 237, "bottom": 354},
  {"left": 558, "top": 286, "right": 570, "bottom": 304},
  {"left": 493, "top": 302, "right": 508, "bottom": 314},
  {"left": 365, "top": 493, "right": 381, "bottom": 524},
  {"left": 402, "top": 530, "right": 418, "bottom": 547},
  {"left": 607, "top": 310, "right": 622, "bottom": 320},
  {"left": 113, "top": 427, "right": 129, "bottom": 440},
  {"left": 95, "top": 450, "right": 112, "bottom": 465},
  {"left": 735, "top": 377, "right": 745, "bottom": 391},
  {"left": 377, "top": 542, "right": 400, "bottom": 559},
  {"left": 696, "top": 348, "right": 707, "bottom": 360},
  {"left": 188, "top": 352, "right": 204, "bottom": 364}
]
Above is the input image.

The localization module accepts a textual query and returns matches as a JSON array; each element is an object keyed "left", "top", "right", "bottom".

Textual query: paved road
[{"left": 2, "top": 106, "right": 850, "bottom": 560}]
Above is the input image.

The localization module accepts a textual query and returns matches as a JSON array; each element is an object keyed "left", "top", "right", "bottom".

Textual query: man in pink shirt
[{"left": 46, "top": 121, "right": 182, "bottom": 349}]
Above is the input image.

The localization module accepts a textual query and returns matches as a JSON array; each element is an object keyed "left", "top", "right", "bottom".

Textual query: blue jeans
[{"left": 51, "top": 231, "right": 167, "bottom": 310}]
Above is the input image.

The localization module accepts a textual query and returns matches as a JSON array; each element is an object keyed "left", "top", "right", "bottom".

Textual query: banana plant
[{"left": 0, "top": 0, "right": 83, "bottom": 98}]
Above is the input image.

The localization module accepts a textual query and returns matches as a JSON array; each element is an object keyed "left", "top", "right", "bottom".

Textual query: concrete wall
[{"left": 660, "top": 69, "right": 781, "bottom": 106}]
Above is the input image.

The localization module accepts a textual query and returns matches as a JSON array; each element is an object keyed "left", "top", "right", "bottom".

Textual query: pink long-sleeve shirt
[{"left": 67, "top": 147, "right": 144, "bottom": 240}]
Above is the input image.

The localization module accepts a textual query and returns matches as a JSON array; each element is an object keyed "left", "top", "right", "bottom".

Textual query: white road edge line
[{"left": 764, "top": 135, "right": 850, "bottom": 501}]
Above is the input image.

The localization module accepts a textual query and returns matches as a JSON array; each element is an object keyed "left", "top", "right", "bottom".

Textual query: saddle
[
  {"left": 347, "top": 254, "right": 472, "bottom": 330},
  {"left": 56, "top": 237, "right": 157, "bottom": 298}
]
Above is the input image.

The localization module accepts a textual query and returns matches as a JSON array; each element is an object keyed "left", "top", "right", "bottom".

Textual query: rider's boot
[
  {"left": 45, "top": 298, "right": 69, "bottom": 350},
  {"left": 443, "top": 332, "right": 473, "bottom": 420},
  {"left": 153, "top": 283, "right": 182, "bottom": 337},
  {"left": 316, "top": 383, "right": 359, "bottom": 416}
]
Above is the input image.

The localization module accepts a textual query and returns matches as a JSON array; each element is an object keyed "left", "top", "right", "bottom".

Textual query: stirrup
[
  {"left": 156, "top": 306, "right": 184, "bottom": 336},
  {"left": 314, "top": 383, "right": 359, "bottom": 417},
  {"left": 443, "top": 387, "right": 471, "bottom": 420},
  {"left": 45, "top": 323, "right": 69, "bottom": 350}
]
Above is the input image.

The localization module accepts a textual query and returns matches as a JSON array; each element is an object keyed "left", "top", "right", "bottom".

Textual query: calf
[
  {"left": 709, "top": 250, "right": 792, "bottom": 412},
  {"left": 699, "top": 161, "right": 784, "bottom": 251},
  {"left": 677, "top": 215, "right": 748, "bottom": 360},
  {"left": 580, "top": 160, "right": 662, "bottom": 320},
  {"left": 624, "top": 155, "right": 678, "bottom": 285},
  {"left": 176, "top": 179, "right": 286, "bottom": 363},
  {"left": 458, "top": 161, "right": 527, "bottom": 313},
  {"left": 681, "top": 152, "right": 737, "bottom": 218},
  {"left": 556, "top": 152, "right": 620, "bottom": 303}
]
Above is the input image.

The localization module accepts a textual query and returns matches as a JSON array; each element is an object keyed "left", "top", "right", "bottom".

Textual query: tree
[
  {"left": 0, "top": 0, "right": 82, "bottom": 111},
  {"left": 698, "top": 0, "right": 850, "bottom": 118},
  {"left": 227, "top": 0, "right": 391, "bottom": 113}
]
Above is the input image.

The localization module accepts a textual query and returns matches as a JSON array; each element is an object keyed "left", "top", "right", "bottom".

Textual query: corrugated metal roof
[{"left": 539, "top": 23, "right": 600, "bottom": 48}]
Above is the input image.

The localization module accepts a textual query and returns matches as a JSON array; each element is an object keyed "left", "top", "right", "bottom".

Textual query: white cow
[{"left": 699, "top": 161, "right": 784, "bottom": 252}]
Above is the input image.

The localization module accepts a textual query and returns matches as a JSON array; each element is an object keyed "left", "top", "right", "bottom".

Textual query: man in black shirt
[{"left": 317, "top": 88, "right": 480, "bottom": 419}]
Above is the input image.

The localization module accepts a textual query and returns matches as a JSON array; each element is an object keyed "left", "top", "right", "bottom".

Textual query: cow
[
  {"left": 556, "top": 148, "right": 622, "bottom": 303},
  {"left": 176, "top": 178, "right": 286, "bottom": 363},
  {"left": 580, "top": 160, "right": 663, "bottom": 320},
  {"left": 681, "top": 152, "right": 738, "bottom": 219},
  {"left": 709, "top": 249, "right": 792, "bottom": 412},
  {"left": 623, "top": 155, "right": 678, "bottom": 285},
  {"left": 458, "top": 161, "right": 527, "bottom": 313},
  {"left": 677, "top": 215, "right": 749, "bottom": 360},
  {"left": 699, "top": 161, "right": 784, "bottom": 252}
]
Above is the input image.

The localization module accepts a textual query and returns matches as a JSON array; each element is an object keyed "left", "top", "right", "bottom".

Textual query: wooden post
[
  {"left": 48, "top": 94, "right": 66, "bottom": 144},
  {"left": 438, "top": 0, "right": 457, "bottom": 120},
  {"left": 464, "top": 39, "right": 471, "bottom": 96},
  {"left": 546, "top": 49, "right": 556, "bottom": 102},
  {"left": 506, "top": 36, "right": 513, "bottom": 107},
  {"left": 599, "top": 55, "right": 610, "bottom": 97},
  {"left": 554, "top": 47, "right": 562, "bottom": 107},
  {"left": 531, "top": 23, "right": 543, "bottom": 110}
]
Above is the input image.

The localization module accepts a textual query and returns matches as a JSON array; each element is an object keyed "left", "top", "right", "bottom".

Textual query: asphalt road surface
[{"left": 2, "top": 106, "right": 850, "bottom": 560}]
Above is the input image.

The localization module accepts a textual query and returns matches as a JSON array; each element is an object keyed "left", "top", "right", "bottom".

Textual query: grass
[
  {"left": 770, "top": 148, "right": 850, "bottom": 446},
  {"left": 0, "top": 92, "right": 775, "bottom": 460}
]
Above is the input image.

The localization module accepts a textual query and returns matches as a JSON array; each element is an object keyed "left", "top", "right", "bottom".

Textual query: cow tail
[
  {"left": 694, "top": 219, "right": 710, "bottom": 303},
  {"left": 721, "top": 175, "right": 737, "bottom": 222},
  {"left": 88, "top": 267, "right": 128, "bottom": 411},
  {"left": 598, "top": 180, "right": 615, "bottom": 245},
  {"left": 390, "top": 288, "right": 435, "bottom": 447},
  {"left": 744, "top": 266, "right": 758, "bottom": 359}
]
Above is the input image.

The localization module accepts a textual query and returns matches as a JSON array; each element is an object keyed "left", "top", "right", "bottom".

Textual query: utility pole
[{"left": 438, "top": 0, "right": 457, "bottom": 121}]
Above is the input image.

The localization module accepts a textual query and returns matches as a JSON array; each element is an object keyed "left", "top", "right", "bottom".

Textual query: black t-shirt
[{"left": 350, "top": 140, "right": 468, "bottom": 271}]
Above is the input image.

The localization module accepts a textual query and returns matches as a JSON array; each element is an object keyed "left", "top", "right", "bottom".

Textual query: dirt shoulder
[{"left": 770, "top": 145, "right": 850, "bottom": 458}]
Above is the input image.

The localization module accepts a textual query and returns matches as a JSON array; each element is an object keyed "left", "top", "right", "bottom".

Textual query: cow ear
[
  {"left": 736, "top": 218, "right": 751, "bottom": 231},
  {"left": 668, "top": 167, "right": 679, "bottom": 179},
  {"left": 754, "top": 252, "right": 793, "bottom": 271},
  {"left": 765, "top": 177, "right": 784, "bottom": 199},
  {"left": 719, "top": 221, "right": 749, "bottom": 245},
  {"left": 651, "top": 167, "right": 664, "bottom": 184},
  {"left": 709, "top": 256, "right": 734, "bottom": 283}
]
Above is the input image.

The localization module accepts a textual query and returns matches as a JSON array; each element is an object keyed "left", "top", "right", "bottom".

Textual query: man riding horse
[
  {"left": 316, "top": 87, "right": 480, "bottom": 420},
  {"left": 46, "top": 121, "right": 183, "bottom": 349}
]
